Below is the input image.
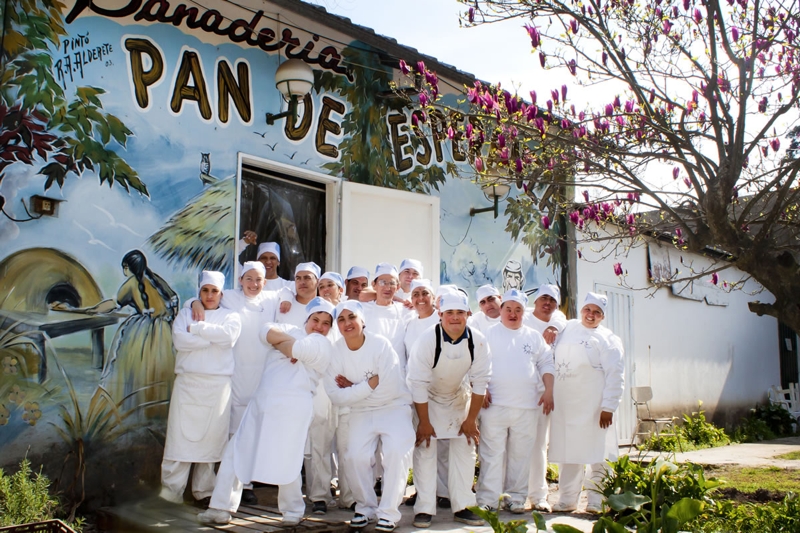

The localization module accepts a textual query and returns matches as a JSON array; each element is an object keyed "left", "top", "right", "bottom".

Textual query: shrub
[
  {"left": 691, "top": 492, "right": 800, "bottom": 532},
  {"left": 0, "top": 458, "right": 59, "bottom": 526},
  {"left": 681, "top": 406, "right": 730, "bottom": 448}
]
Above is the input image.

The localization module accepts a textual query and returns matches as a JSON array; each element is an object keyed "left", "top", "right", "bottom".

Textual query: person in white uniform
[
  {"left": 477, "top": 289, "right": 554, "bottom": 513},
  {"left": 361, "top": 263, "right": 411, "bottom": 371},
  {"left": 524, "top": 283, "right": 567, "bottom": 512},
  {"left": 318, "top": 271, "right": 345, "bottom": 306},
  {"left": 345, "top": 266, "right": 370, "bottom": 301},
  {"left": 254, "top": 241, "right": 293, "bottom": 291},
  {"left": 396, "top": 258, "right": 423, "bottom": 301},
  {"left": 198, "top": 298, "right": 335, "bottom": 525},
  {"left": 549, "top": 292, "right": 624, "bottom": 514},
  {"left": 468, "top": 284, "right": 502, "bottom": 336},
  {"left": 325, "top": 301, "right": 415, "bottom": 533},
  {"left": 160, "top": 271, "right": 242, "bottom": 505},
  {"left": 407, "top": 291, "right": 489, "bottom": 529},
  {"left": 403, "top": 279, "right": 439, "bottom": 355},
  {"left": 277, "top": 262, "right": 321, "bottom": 327}
]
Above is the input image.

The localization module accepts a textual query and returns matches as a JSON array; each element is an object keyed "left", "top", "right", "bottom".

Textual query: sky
[{"left": 304, "top": 0, "right": 593, "bottom": 106}]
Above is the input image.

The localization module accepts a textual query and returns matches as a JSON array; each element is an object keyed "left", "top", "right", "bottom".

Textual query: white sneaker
[
  {"left": 551, "top": 501, "right": 577, "bottom": 512},
  {"left": 534, "top": 499, "right": 552, "bottom": 513},
  {"left": 282, "top": 515, "right": 302, "bottom": 526},
  {"left": 585, "top": 502, "right": 603, "bottom": 514},
  {"left": 507, "top": 501, "right": 526, "bottom": 514},
  {"left": 197, "top": 508, "right": 232, "bottom": 524}
]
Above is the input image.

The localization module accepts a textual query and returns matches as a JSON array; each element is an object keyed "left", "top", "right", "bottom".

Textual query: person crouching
[{"left": 159, "top": 271, "right": 242, "bottom": 504}]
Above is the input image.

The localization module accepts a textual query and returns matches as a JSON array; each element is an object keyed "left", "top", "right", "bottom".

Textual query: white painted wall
[{"left": 575, "top": 233, "right": 781, "bottom": 427}]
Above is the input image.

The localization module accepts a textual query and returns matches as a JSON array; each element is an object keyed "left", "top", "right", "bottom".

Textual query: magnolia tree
[{"left": 401, "top": 0, "right": 800, "bottom": 329}]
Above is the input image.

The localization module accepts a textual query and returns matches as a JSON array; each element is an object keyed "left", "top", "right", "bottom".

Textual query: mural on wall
[{"left": 0, "top": 0, "right": 559, "bottom": 501}]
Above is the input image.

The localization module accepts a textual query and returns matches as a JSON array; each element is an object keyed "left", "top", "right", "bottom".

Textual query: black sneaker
[
  {"left": 437, "top": 496, "right": 451, "bottom": 509},
  {"left": 312, "top": 500, "right": 327, "bottom": 515},
  {"left": 454, "top": 508, "right": 484, "bottom": 526},
  {"left": 373, "top": 477, "right": 382, "bottom": 497},
  {"left": 240, "top": 489, "right": 258, "bottom": 506},
  {"left": 192, "top": 496, "right": 211, "bottom": 509},
  {"left": 413, "top": 513, "right": 432, "bottom": 528},
  {"left": 350, "top": 513, "right": 369, "bottom": 528}
]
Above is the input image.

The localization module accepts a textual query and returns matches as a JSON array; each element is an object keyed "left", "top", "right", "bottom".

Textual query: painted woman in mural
[{"left": 101, "top": 250, "right": 179, "bottom": 416}]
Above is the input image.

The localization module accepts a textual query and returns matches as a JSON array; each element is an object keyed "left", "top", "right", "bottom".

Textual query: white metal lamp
[
  {"left": 470, "top": 181, "right": 511, "bottom": 219},
  {"left": 266, "top": 59, "right": 315, "bottom": 125}
]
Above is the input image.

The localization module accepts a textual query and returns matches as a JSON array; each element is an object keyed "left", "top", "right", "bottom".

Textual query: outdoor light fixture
[
  {"left": 266, "top": 59, "right": 315, "bottom": 125},
  {"left": 470, "top": 181, "right": 511, "bottom": 219}
]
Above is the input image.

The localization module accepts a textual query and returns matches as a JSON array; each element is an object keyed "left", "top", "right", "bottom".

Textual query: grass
[
  {"left": 705, "top": 465, "right": 800, "bottom": 494},
  {"left": 775, "top": 450, "right": 800, "bottom": 461}
]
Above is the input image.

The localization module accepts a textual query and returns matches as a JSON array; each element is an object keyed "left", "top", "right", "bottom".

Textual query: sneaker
[
  {"left": 197, "top": 508, "right": 232, "bottom": 525},
  {"left": 375, "top": 518, "right": 396, "bottom": 532},
  {"left": 585, "top": 502, "right": 603, "bottom": 514},
  {"left": 282, "top": 515, "right": 302, "bottom": 526},
  {"left": 413, "top": 513, "right": 432, "bottom": 528},
  {"left": 551, "top": 501, "right": 577, "bottom": 512},
  {"left": 192, "top": 496, "right": 211, "bottom": 509},
  {"left": 350, "top": 513, "right": 369, "bottom": 528},
  {"left": 454, "top": 508, "right": 484, "bottom": 526},
  {"left": 507, "top": 501, "right": 526, "bottom": 514},
  {"left": 437, "top": 496, "right": 451, "bottom": 508},
  {"left": 404, "top": 492, "right": 417, "bottom": 506},
  {"left": 479, "top": 504, "right": 497, "bottom": 512},
  {"left": 534, "top": 499, "right": 552, "bottom": 513},
  {"left": 312, "top": 500, "right": 327, "bottom": 515},
  {"left": 240, "top": 489, "right": 258, "bottom": 506}
]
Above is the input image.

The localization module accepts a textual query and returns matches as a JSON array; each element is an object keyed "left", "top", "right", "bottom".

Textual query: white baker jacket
[
  {"left": 524, "top": 309, "right": 568, "bottom": 335},
  {"left": 232, "top": 323, "right": 332, "bottom": 485},
  {"left": 406, "top": 325, "right": 491, "bottom": 438},
  {"left": 404, "top": 313, "right": 439, "bottom": 356},
  {"left": 362, "top": 301, "right": 410, "bottom": 370},
  {"left": 468, "top": 312, "right": 500, "bottom": 337},
  {"left": 548, "top": 320, "right": 625, "bottom": 465}
]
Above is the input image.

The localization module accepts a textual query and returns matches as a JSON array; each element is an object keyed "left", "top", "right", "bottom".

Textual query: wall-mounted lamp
[
  {"left": 470, "top": 182, "right": 511, "bottom": 219},
  {"left": 266, "top": 59, "right": 315, "bottom": 126}
]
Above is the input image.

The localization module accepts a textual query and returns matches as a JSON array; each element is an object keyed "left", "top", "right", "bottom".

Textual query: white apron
[
  {"left": 426, "top": 338, "right": 472, "bottom": 440},
  {"left": 163, "top": 373, "right": 231, "bottom": 462},
  {"left": 230, "top": 301, "right": 270, "bottom": 432},
  {"left": 549, "top": 337, "right": 617, "bottom": 464}
]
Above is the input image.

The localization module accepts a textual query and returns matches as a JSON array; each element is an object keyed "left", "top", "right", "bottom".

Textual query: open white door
[{"left": 340, "top": 181, "right": 440, "bottom": 283}]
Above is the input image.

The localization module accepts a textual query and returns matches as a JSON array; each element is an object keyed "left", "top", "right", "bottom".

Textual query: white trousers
[
  {"left": 413, "top": 436, "right": 475, "bottom": 515},
  {"left": 160, "top": 460, "right": 216, "bottom": 501},
  {"left": 304, "top": 411, "right": 336, "bottom": 502},
  {"left": 436, "top": 439, "right": 450, "bottom": 497},
  {"left": 335, "top": 412, "right": 355, "bottom": 507},
  {"left": 209, "top": 439, "right": 305, "bottom": 519},
  {"left": 527, "top": 409, "right": 550, "bottom": 503},
  {"left": 556, "top": 463, "right": 606, "bottom": 508},
  {"left": 345, "top": 405, "right": 414, "bottom": 523},
  {"left": 476, "top": 405, "right": 536, "bottom": 507}
]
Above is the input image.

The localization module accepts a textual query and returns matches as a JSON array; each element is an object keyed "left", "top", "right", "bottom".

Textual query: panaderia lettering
[{"left": 65, "top": 0, "right": 353, "bottom": 81}]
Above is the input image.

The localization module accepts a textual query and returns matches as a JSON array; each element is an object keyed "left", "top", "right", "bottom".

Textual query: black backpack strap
[
  {"left": 433, "top": 323, "right": 442, "bottom": 368},
  {"left": 466, "top": 326, "right": 475, "bottom": 363}
]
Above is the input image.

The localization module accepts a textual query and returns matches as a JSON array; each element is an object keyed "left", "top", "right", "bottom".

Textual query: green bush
[
  {"left": 0, "top": 458, "right": 59, "bottom": 526},
  {"left": 730, "top": 416, "right": 776, "bottom": 443},
  {"left": 546, "top": 462, "right": 559, "bottom": 483},
  {"left": 681, "top": 406, "right": 730, "bottom": 448},
  {"left": 691, "top": 492, "right": 800, "bottom": 532}
]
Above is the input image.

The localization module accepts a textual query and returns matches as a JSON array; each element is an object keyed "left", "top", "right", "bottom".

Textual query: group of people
[{"left": 157, "top": 241, "right": 626, "bottom": 532}]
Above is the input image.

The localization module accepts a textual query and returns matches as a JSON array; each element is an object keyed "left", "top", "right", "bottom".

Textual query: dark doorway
[
  {"left": 778, "top": 322, "right": 798, "bottom": 388},
  {"left": 238, "top": 164, "right": 327, "bottom": 280}
]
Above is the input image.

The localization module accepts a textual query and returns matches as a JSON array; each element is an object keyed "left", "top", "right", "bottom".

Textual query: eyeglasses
[{"left": 376, "top": 280, "right": 398, "bottom": 287}]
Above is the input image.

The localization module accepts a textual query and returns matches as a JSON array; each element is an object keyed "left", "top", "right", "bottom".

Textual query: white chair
[
  {"left": 769, "top": 384, "right": 800, "bottom": 419},
  {"left": 630, "top": 386, "right": 682, "bottom": 451}
]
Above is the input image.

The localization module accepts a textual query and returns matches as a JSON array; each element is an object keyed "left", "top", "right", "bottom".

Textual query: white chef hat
[
  {"left": 439, "top": 291, "right": 470, "bottom": 312},
  {"left": 240, "top": 261, "right": 266, "bottom": 278},
  {"left": 320, "top": 271, "right": 344, "bottom": 289},
  {"left": 334, "top": 300, "right": 365, "bottom": 322},
  {"left": 476, "top": 284, "right": 500, "bottom": 302},
  {"left": 535, "top": 283, "right": 561, "bottom": 306},
  {"left": 373, "top": 262, "right": 398, "bottom": 280},
  {"left": 502, "top": 289, "right": 528, "bottom": 308},
  {"left": 199, "top": 270, "right": 225, "bottom": 290},
  {"left": 295, "top": 262, "right": 321, "bottom": 279},
  {"left": 583, "top": 292, "right": 607, "bottom": 314},
  {"left": 410, "top": 278, "right": 433, "bottom": 293},
  {"left": 305, "top": 296, "right": 335, "bottom": 321},
  {"left": 399, "top": 258, "right": 423, "bottom": 277},
  {"left": 257, "top": 242, "right": 280, "bottom": 260},
  {"left": 346, "top": 266, "right": 370, "bottom": 280}
]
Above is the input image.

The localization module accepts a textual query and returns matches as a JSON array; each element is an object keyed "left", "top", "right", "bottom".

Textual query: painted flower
[
  {"left": 0, "top": 404, "right": 9, "bottom": 426},
  {"left": 22, "top": 402, "right": 42, "bottom": 426},
  {"left": 541, "top": 215, "right": 551, "bottom": 229},
  {"left": 8, "top": 385, "right": 25, "bottom": 404},
  {"left": 2, "top": 356, "right": 18, "bottom": 375}
]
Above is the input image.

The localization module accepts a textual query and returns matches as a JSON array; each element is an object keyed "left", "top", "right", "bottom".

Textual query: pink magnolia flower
[
  {"left": 399, "top": 60, "right": 410, "bottom": 75},
  {"left": 530, "top": 90, "right": 537, "bottom": 105},
  {"left": 525, "top": 24, "right": 541, "bottom": 48},
  {"left": 731, "top": 27, "right": 740, "bottom": 41},
  {"left": 673, "top": 167, "right": 680, "bottom": 180},
  {"left": 475, "top": 157, "right": 484, "bottom": 172},
  {"left": 711, "top": 272, "right": 719, "bottom": 285},
  {"left": 468, "top": 7, "right": 475, "bottom": 23},
  {"left": 613, "top": 263, "right": 623, "bottom": 276},
  {"left": 568, "top": 59, "right": 577, "bottom": 75},
  {"left": 539, "top": 51, "right": 546, "bottom": 68},
  {"left": 771, "top": 138, "right": 781, "bottom": 151},
  {"left": 541, "top": 215, "right": 551, "bottom": 229},
  {"left": 419, "top": 92, "right": 429, "bottom": 106}
]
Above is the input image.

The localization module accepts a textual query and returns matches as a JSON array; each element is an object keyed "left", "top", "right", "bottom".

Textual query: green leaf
[
  {"left": 552, "top": 524, "right": 586, "bottom": 533},
  {"left": 665, "top": 497, "right": 705, "bottom": 523},
  {"left": 607, "top": 491, "right": 651, "bottom": 511},
  {"left": 531, "top": 511, "right": 547, "bottom": 530}
]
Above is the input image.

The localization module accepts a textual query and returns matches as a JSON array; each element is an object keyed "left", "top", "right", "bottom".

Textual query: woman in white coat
[
  {"left": 198, "top": 297, "right": 335, "bottom": 525},
  {"left": 549, "top": 292, "right": 625, "bottom": 513},
  {"left": 160, "top": 271, "right": 242, "bottom": 505}
]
